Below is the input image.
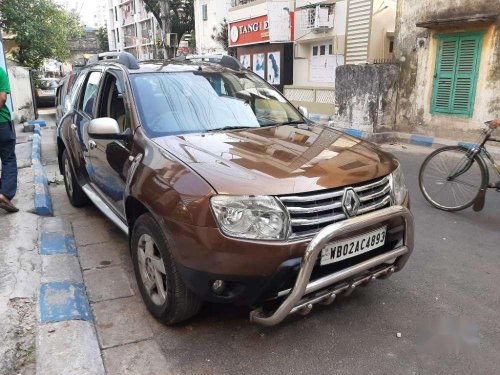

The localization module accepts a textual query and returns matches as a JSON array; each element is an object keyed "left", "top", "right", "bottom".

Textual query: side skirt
[{"left": 81, "top": 184, "right": 129, "bottom": 235}]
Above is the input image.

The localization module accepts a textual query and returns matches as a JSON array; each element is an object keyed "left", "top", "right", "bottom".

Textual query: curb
[
  {"left": 31, "top": 125, "right": 54, "bottom": 216},
  {"left": 36, "top": 217, "right": 105, "bottom": 375},
  {"left": 332, "top": 127, "right": 500, "bottom": 157}
]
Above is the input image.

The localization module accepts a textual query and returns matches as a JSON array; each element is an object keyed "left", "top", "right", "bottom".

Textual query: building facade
[
  {"left": 106, "top": 0, "right": 160, "bottom": 60},
  {"left": 285, "top": 0, "right": 396, "bottom": 118},
  {"left": 394, "top": 0, "right": 500, "bottom": 139},
  {"left": 194, "top": 0, "right": 231, "bottom": 54}
]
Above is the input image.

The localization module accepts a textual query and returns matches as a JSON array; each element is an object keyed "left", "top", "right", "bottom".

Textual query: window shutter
[
  {"left": 432, "top": 38, "right": 458, "bottom": 113},
  {"left": 431, "top": 33, "right": 483, "bottom": 117},
  {"left": 451, "top": 36, "right": 481, "bottom": 115}
]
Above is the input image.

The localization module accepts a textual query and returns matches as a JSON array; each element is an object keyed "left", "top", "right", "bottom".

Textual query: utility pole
[{"left": 159, "top": 0, "right": 171, "bottom": 59}]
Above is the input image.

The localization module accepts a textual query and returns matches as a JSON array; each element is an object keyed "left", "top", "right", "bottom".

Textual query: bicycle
[{"left": 419, "top": 121, "right": 500, "bottom": 212}]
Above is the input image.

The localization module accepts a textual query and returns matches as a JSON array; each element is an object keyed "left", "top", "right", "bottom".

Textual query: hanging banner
[{"left": 267, "top": 2, "right": 292, "bottom": 43}]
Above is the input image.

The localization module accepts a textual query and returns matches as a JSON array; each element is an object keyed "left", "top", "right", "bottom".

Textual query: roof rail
[
  {"left": 175, "top": 54, "right": 243, "bottom": 71},
  {"left": 87, "top": 52, "right": 140, "bottom": 70}
]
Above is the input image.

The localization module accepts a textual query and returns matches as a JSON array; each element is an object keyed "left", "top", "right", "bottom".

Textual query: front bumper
[{"left": 249, "top": 205, "right": 414, "bottom": 326}]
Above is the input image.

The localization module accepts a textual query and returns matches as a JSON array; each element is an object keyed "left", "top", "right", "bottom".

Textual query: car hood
[{"left": 153, "top": 124, "right": 396, "bottom": 196}]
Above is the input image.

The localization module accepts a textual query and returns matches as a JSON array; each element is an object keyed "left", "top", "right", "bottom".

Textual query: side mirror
[
  {"left": 88, "top": 117, "right": 131, "bottom": 140},
  {"left": 298, "top": 106, "right": 309, "bottom": 119}
]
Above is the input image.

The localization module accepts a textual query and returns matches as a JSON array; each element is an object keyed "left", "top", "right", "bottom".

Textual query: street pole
[{"left": 159, "top": 0, "right": 170, "bottom": 59}]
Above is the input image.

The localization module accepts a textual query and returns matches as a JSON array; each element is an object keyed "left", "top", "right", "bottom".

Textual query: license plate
[{"left": 320, "top": 227, "right": 387, "bottom": 266}]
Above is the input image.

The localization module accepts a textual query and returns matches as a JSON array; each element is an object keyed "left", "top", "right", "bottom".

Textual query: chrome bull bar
[{"left": 250, "top": 206, "right": 414, "bottom": 326}]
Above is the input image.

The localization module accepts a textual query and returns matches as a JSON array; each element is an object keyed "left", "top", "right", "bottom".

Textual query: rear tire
[
  {"left": 62, "top": 149, "right": 89, "bottom": 207},
  {"left": 131, "top": 213, "right": 202, "bottom": 325},
  {"left": 419, "top": 146, "right": 487, "bottom": 211}
]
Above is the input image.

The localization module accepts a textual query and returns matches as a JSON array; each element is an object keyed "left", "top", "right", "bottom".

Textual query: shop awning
[{"left": 416, "top": 13, "right": 498, "bottom": 28}]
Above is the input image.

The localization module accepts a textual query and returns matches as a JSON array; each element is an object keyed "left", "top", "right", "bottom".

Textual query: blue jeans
[{"left": 0, "top": 121, "right": 17, "bottom": 200}]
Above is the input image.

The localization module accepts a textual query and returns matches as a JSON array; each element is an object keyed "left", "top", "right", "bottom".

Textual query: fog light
[{"left": 212, "top": 280, "right": 226, "bottom": 295}]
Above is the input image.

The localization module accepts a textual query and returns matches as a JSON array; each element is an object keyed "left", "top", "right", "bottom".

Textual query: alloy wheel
[
  {"left": 137, "top": 234, "right": 168, "bottom": 306},
  {"left": 64, "top": 157, "right": 73, "bottom": 197}
]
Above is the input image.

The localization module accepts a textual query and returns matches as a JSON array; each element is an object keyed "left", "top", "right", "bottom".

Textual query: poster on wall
[
  {"left": 267, "top": 52, "right": 280, "bottom": 85},
  {"left": 253, "top": 53, "right": 265, "bottom": 79},
  {"left": 239, "top": 54, "right": 251, "bottom": 69}
]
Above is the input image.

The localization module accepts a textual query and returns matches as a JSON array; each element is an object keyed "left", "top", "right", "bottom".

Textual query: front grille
[{"left": 278, "top": 175, "right": 392, "bottom": 238}]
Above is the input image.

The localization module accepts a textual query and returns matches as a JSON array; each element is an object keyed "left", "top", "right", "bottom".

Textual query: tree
[
  {"left": 96, "top": 27, "right": 109, "bottom": 52},
  {"left": 142, "top": 0, "right": 194, "bottom": 40},
  {"left": 212, "top": 18, "right": 235, "bottom": 55},
  {"left": 0, "top": 0, "right": 81, "bottom": 69}
]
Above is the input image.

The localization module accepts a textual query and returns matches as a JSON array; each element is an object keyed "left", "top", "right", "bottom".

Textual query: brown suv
[{"left": 57, "top": 53, "right": 414, "bottom": 326}]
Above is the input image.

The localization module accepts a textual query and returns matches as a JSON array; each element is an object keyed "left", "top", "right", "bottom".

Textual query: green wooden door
[{"left": 431, "top": 32, "right": 483, "bottom": 117}]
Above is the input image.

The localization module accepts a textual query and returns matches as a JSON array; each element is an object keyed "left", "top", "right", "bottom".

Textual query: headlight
[
  {"left": 210, "top": 195, "right": 289, "bottom": 240},
  {"left": 390, "top": 163, "right": 408, "bottom": 205}
]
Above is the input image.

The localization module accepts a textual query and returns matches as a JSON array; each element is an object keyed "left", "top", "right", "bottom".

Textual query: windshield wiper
[
  {"left": 204, "top": 126, "right": 256, "bottom": 133},
  {"left": 263, "top": 120, "right": 305, "bottom": 127}
]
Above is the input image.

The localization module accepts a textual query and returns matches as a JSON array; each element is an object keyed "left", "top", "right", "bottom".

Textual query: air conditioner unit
[{"left": 166, "top": 33, "right": 178, "bottom": 48}]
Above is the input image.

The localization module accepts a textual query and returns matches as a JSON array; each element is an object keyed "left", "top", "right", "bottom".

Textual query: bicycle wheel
[{"left": 419, "top": 146, "right": 487, "bottom": 211}]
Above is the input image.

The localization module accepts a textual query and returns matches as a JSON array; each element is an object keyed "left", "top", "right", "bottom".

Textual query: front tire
[
  {"left": 131, "top": 213, "right": 202, "bottom": 325},
  {"left": 62, "top": 149, "right": 89, "bottom": 207},
  {"left": 419, "top": 146, "right": 487, "bottom": 211}
]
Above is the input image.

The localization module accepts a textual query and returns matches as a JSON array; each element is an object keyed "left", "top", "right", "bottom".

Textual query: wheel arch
[
  {"left": 57, "top": 136, "right": 66, "bottom": 175},
  {"left": 125, "top": 196, "right": 150, "bottom": 230}
]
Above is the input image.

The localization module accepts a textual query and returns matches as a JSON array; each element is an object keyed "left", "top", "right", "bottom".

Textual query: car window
[
  {"left": 130, "top": 71, "right": 303, "bottom": 137},
  {"left": 80, "top": 71, "right": 102, "bottom": 117},
  {"left": 67, "top": 72, "right": 86, "bottom": 111},
  {"left": 98, "top": 70, "right": 129, "bottom": 131}
]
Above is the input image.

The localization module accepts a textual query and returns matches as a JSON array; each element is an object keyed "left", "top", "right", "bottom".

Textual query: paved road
[{"left": 50, "top": 138, "right": 500, "bottom": 374}]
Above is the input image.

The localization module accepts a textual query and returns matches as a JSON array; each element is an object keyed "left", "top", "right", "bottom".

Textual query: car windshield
[
  {"left": 38, "top": 80, "right": 58, "bottom": 90},
  {"left": 130, "top": 71, "right": 304, "bottom": 137}
]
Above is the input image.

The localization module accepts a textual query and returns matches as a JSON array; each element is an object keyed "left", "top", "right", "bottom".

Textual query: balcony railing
[{"left": 231, "top": 0, "right": 259, "bottom": 7}]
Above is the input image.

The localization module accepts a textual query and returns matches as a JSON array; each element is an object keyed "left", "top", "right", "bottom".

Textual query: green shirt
[{"left": 0, "top": 67, "right": 11, "bottom": 123}]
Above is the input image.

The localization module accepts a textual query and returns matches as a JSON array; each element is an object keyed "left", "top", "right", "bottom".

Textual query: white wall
[
  {"left": 7, "top": 65, "right": 35, "bottom": 124},
  {"left": 368, "top": 0, "right": 396, "bottom": 61},
  {"left": 195, "top": 0, "right": 231, "bottom": 54},
  {"left": 227, "top": 0, "right": 268, "bottom": 22}
]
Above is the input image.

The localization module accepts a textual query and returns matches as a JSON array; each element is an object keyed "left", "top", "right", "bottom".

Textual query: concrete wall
[
  {"left": 335, "top": 64, "right": 399, "bottom": 132},
  {"left": 194, "top": 0, "right": 230, "bottom": 54},
  {"left": 394, "top": 0, "right": 500, "bottom": 140},
  {"left": 7, "top": 64, "right": 35, "bottom": 124}
]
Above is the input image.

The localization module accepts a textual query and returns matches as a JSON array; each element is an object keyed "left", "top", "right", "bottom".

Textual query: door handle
[
  {"left": 88, "top": 140, "right": 97, "bottom": 150},
  {"left": 71, "top": 123, "right": 77, "bottom": 131}
]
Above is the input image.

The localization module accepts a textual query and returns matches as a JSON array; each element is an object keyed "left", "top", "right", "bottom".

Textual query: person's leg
[{"left": 0, "top": 121, "right": 17, "bottom": 200}]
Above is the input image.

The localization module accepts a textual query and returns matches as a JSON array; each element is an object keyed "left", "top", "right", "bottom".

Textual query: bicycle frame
[{"left": 452, "top": 128, "right": 500, "bottom": 188}]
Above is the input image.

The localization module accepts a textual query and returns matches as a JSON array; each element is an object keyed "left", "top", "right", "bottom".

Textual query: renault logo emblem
[{"left": 342, "top": 188, "right": 361, "bottom": 217}]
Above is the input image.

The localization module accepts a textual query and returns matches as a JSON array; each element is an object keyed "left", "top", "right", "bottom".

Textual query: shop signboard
[{"left": 229, "top": 13, "right": 294, "bottom": 47}]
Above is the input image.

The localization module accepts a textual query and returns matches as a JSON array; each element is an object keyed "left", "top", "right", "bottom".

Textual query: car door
[
  {"left": 72, "top": 70, "right": 104, "bottom": 181},
  {"left": 87, "top": 68, "right": 132, "bottom": 215}
]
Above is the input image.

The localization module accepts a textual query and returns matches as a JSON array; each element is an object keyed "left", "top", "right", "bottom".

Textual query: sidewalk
[{"left": 0, "top": 121, "right": 41, "bottom": 374}]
